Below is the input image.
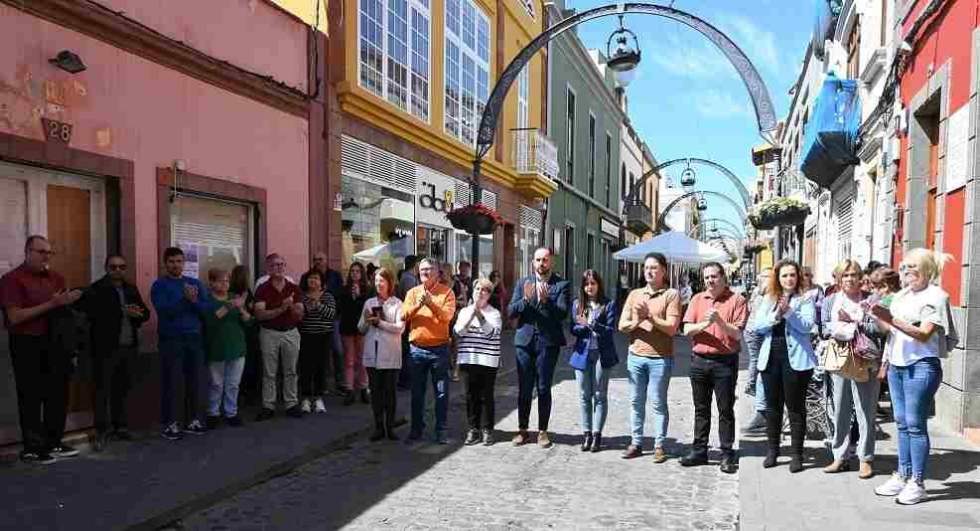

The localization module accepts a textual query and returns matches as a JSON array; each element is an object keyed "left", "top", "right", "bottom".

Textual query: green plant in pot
[{"left": 749, "top": 197, "right": 810, "bottom": 230}]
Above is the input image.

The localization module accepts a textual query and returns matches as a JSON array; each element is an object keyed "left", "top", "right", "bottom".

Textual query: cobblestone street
[{"left": 180, "top": 339, "right": 740, "bottom": 530}]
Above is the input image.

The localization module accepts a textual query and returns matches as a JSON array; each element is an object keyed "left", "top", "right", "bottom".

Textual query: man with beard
[
  {"left": 0, "top": 235, "right": 83, "bottom": 464},
  {"left": 507, "top": 247, "right": 570, "bottom": 448},
  {"left": 80, "top": 254, "right": 150, "bottom": 451}
]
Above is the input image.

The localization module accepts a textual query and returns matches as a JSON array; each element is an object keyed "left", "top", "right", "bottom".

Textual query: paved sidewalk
[{"left": 737, "top": 365, "right": 980, "bottom": 530}]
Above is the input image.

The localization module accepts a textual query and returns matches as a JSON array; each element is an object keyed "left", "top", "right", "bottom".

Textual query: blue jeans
[
  {"left": 409, "top": 344, "right": 450, "bottom": 436},
  {"left": 575, "top": 352, "right": 610, "bottom": 433},
  {"left": 515, "top": 343, "right": 560, "bottom": 431},
  {"left": 888, "top": 357, "right": 942, "bottom": 481},
  {"left": 627, "top": 353, "right": 673, "bottom": 448},
  {"left": 746, "top": 332, "right": 767, "bottom": 412},
  {"left": 208, "top": 358, "right": 245, "bottom": 418},
  {"left": 159, "top": 335, "right": 206, "bottom": 426}
]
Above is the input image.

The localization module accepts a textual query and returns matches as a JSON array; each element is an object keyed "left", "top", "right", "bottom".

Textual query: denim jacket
[
  {"left": 747, "top": 294, "right": 817, "bottom": 372},
  {"left": 569, "top": 299, "right": 619, "bottom": 368}
]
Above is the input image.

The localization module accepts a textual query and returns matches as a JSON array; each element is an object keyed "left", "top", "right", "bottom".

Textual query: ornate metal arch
[
  {"left": 474, "top": 2, "right": 778, "bottom": 163},
  {"left": 657, "top": 190, "right": 746, "bottom": 232},
  {"left": 698, "top": 217, "right": 746, "bottom": 236},
  {"left": 629, "top": 158, "right": 752, "bottom": 210}
]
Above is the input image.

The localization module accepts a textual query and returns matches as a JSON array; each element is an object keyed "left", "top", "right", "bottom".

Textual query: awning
[{"left": 612, "top": 231, "right": 728, "bottom": 264}]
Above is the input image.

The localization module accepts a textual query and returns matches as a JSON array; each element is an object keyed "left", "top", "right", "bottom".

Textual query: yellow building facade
[{"left": 325, "top": 0, "right": 557, "bottom": 282}]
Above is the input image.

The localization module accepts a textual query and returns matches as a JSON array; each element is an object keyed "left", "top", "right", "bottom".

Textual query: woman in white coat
[{"left": 359, "top": 268, "right": 405, "bottom": 441}]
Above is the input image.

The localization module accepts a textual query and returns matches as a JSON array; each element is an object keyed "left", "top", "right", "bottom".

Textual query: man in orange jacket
[{"left": 402, "top": 258, "right": 457, "bottom": 444}]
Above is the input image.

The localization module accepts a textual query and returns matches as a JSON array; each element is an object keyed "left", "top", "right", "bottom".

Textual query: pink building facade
[{"left": 0, "top": 0, "right": 318, "bottom": 442}]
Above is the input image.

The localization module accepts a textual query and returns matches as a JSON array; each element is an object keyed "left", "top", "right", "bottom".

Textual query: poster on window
[
  {"left": 179, "top": 242, "right": 200, "bottom": 279},
  {"left": 945, "top": 105, "right": 968, "bottom": 193}
]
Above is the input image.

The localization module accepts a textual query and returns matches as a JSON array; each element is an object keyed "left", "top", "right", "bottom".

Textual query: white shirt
[
  {"left": 454, "top": 304, "right": 502, "bottom": 368},
  {"left": 255, "top": 274, "right": 296, "bottom": 290},
  {"left": 886, "top": 285, "right": 950, "bottom": 367},
  {"left": 358, "top": 296, "right": 405, "bottom": 369}
]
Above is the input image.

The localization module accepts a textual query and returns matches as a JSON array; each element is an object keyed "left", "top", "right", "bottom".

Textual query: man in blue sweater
[{"left": 151, "top": 247, "right": 211, "bottom": 440}]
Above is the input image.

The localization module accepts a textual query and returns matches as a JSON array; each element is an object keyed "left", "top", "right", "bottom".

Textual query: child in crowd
[{"left": 204, "top": 268, "right": 253, "bottom": 428}]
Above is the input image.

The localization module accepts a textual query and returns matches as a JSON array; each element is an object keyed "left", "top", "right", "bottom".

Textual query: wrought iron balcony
[
  {"left": 625, "top": 201, "right": 653, "bottom": 235},
  {"left": 511, "top": 129, "right": 559, "bottom": 198}
]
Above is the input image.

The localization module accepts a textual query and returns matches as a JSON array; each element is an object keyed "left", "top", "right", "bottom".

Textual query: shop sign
[
  {"left": 419, "top": 180, "right": 454, "bottom": 213},
  {"left": 416, "top": 170, "right": 457, "bottom": 227},
  {"left": 600, "top": 218, "right": 619, "bottom": 238}
]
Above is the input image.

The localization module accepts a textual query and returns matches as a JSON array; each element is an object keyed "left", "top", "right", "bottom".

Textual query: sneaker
[
  {"left": 255, "top": 408, "right": 275, "bottom": 422},
  {"left": 49, "top": 444, "right": 80, "bottom": 458},
  {"left": 464, "top": 429, "right": 481, "bottom": 445},
  {"left": 896, "top": 479, "right": 927, "bottom": 505},
  {"left": 875, "top": 473, "right": 908, "bottom": 497},
  {"left": 300, "top": 399, "right": 312, "bottom": 413},
  {"left": 286, "top": 405, "right": 305, "bottom": 419},
  {"left": 205, "top": 415, "right": 221, "bottom": 430},
  {"left": 313, "top": 398, "right": 326, "bottom": 413},
  {"left": 226, "top": 415, "right": 244, "bottom": 427},
  {"left": 741, "top": 412, "right": 767, "bottom": 435},
  {"left": 482, "top": 429, "right": 495, "bottom": 446},
  {"left": 184, "top": 419, "right": 208, "bottom": 435},
  {"left": 652, "top": 447, "right": 668, "bottom": 464},
  {"left": 20, "top": 450, "right": 56, "bottom": 465},
  {"left": 161, "top": 422, "right": 183, "bottom": 441}
]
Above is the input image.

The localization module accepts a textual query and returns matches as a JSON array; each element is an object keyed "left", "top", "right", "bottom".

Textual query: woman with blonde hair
[
  {"left": 455, "top": 277, "right": 503, "bottom": 446},
  {"left": 871, "top": 249, "right": 955, "bottom": 505},
  {"left": 822, "top": 260, "right": 884, "bottom": 478},
  {"left": 746, "top": 259, "right": 817, "bottom": 473}
]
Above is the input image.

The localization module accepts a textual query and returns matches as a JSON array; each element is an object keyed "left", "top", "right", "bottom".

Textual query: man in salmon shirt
[
  {"left": 681, "top": 262, "right": 748, "bottom": 474},
  {"left": 402, "top": 258, "right": 457, "bottom": 444}
]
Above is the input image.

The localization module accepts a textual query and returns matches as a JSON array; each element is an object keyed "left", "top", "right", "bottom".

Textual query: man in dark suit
[
  {"left": 507, "top": 247, "right": 570, "bottom": 448},
  {"left": 79, "top": 254, "right": 150, "bottom": 451}
]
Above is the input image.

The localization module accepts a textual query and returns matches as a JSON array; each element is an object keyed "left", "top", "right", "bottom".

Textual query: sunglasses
[{"left": 108, "top": 264, "right": 127, "bottom": 271}]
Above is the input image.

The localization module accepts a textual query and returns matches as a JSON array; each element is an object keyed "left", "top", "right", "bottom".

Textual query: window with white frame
[
  {"left": 359, "top": 0, "right": 430, "bottom": 121},
  {"left": 445, "top": 0, "right": 490, "bottom": 145},
  {"left": 517, "top": 65, "right": 530, "bottom": 130}
]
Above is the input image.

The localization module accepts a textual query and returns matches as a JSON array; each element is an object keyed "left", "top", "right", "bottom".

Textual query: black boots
[
  {"left": 590, "top": 433, "right": 602, "bottom": 453},
  {"left": 789, "top": 454, "right": 804, "bottom": 473},
  {"left": 763, "top": 448, "right": 779, "bottom": 468},
  {"left": 581, "top": 432, "right": 593, "bottom": 452}
]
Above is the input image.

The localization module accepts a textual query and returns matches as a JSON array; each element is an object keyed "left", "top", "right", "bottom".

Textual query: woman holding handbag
[
  {"left": 746, "top": 259, "right": 817, "bottom": 473},
  {"left": 870, "top": 249, "right": 955, "bottom": 505},
  {"left": 569, "top": 270, "right": 619, "bottom": 453},
  {"left": 822, "top": 260, "right": 883, "bottom": 478}
]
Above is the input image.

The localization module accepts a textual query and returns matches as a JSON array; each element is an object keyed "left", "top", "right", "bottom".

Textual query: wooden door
[{"left": 46, "top": 184, "right": 94, "bottom": 416}]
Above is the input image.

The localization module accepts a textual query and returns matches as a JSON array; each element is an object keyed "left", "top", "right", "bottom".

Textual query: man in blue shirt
[{"left": 151, "top": 247, "right": 211, "bottom": 440}]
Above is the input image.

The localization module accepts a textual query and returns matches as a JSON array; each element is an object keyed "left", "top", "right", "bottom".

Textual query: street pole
[{"left": 471, "top": 159, "right": 483, "bottom": 277}]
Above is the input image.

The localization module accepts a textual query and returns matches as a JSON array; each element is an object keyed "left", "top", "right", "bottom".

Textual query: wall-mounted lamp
[{"left": 49, "top": 50, "right": 87, "bottom": 74}]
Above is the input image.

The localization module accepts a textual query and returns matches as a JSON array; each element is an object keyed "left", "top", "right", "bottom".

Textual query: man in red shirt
[
  {"left": 680, "top": 262, "right": 748, "bottom": 474},
  {"left": 0, "top": 235, "right": 82, "bottom": 464},
  {"left": 253, "top": 253, "right": 305, "bottom": 421}
]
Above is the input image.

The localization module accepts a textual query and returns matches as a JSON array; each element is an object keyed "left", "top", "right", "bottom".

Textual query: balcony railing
[
  {"left": 511, "top": 128, "right": 559, "bottom": 181},
  {"left": 626, "top": 201, "right": 653, "bottom": 235}
]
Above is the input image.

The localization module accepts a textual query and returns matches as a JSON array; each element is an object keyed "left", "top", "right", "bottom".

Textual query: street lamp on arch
[{"left": 606, "top": 15, "right": 641, "bottom": 88}]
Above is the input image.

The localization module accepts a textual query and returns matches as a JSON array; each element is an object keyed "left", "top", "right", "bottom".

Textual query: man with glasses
[
  {"left": 79, "top": 255, "right": 150, "bottom": 451},
  {"left": 253, "top": 253, "right": 305, "bottom": 421},
  {"left": 152, "top": 247, "right": 212, "bottom": 440},
  {"left": 402, "top": 258, "right": 457, "bottom": 444},
  {"left": 0, "top": 235, "right": 82, "bottom": 464}
]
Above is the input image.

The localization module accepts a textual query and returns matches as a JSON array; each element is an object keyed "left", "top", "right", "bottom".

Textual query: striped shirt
[
  {"left": 453, "top": 305, "right": 502, "bottom": 368},
  {"left": 298, "top": 291, "right": 337, "bottom": 334}
]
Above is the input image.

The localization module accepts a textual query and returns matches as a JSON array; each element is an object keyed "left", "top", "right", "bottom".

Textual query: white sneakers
[
  {"left": 301, "top": 398, "right": 326, "bottom": 414},
  {"left": 300, "top": 399, "right": 312, "bottom": 413},
  {"left": 313, "top": 398, "right": 326, "bottom": 413},
  {"left": 896, "top": 480, "right": 927, "bottom": 505},
  {"left": 875, "top": 473, "right": 927, "bottom": 505}
]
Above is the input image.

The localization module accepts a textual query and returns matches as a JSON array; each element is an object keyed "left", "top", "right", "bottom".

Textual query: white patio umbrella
[{"left": 613, "top": 231, "right": 728, "bottom": 264}]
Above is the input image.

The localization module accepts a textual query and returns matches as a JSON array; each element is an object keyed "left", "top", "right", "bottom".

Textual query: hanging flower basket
[
  {"left": 743, "top": 239, "right": 768, "bottom": 255},
  {"left": 749, "top": 197, "right": 810, "bottom": 230},
  {"left": 445, "top": 203, "right": 504, "bottom": 235}
]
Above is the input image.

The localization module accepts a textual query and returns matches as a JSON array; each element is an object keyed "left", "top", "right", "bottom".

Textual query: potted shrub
[
  {"left": 743, "top": 239, "right": 767, "bottom": 255},
  {"left": 749, "top": 197, "right": 810, "bottom": 230},
  {"left": 445, "top": 203, "right": 504, "bottom": 235}
]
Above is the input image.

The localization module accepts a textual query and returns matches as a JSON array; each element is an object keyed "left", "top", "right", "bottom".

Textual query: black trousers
[
  {"left": 462, "top": 364, "right": 497, "bottom": 430},
  {"left": 299, "top": 332, "right": 328, "bottom": 397},
  {"left": 93, "top": 345, "right": 134, "bottom": 433},
  {"left": 762, "top": 338, "right": 813, "bottom": 455},
  {"left": 9, "top": 334, "right": 69, "bottom": 452},
  {"left": 367, "top": 368, "right": 398, "bottom": 432},
  {"left": 397, "top": 330, "right": 411, "bottom": 388},
  {"left": 690, "top": 353, "right": 739, "bottom": 453}
]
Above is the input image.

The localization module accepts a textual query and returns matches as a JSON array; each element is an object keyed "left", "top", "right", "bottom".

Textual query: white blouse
[
  {"left": 358, "top": 296, "right": 405, "bottom": 369},
  {"left": 886, "top": 285, "right": 951, "bottom": 367}
]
